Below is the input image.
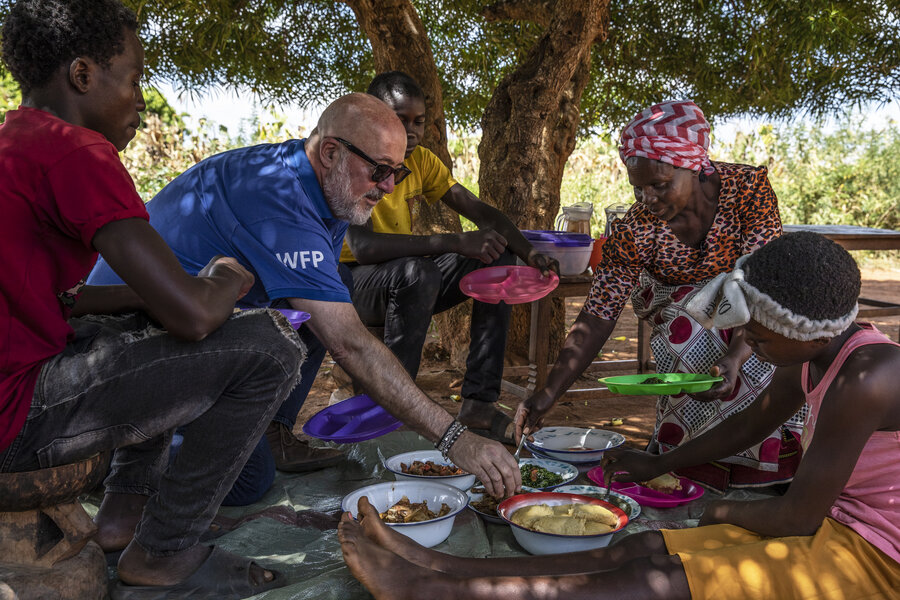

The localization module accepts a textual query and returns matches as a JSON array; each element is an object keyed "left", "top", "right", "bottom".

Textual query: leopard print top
[{"left": 584, "top": 161, "right": 782, "bottom": 320}]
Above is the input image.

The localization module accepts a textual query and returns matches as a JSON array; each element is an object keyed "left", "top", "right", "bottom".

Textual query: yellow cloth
[
  {"left": 662, "top": 518, "right": 900, "bottom": 599},
  {"left": 339, "top": 145, "right": 456, "bottom": 262}
]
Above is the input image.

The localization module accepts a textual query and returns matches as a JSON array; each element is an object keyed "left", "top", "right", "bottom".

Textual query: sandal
[{"left": 110, "top": 545, "right": 286, "bottom": 599}]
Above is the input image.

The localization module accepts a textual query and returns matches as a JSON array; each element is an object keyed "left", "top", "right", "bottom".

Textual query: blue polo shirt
[{"left": 88, "top": 139, "right": 351, "bottom": 307}]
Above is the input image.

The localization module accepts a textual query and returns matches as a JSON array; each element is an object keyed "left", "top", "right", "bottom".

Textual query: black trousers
[{"left": 341, "top": 251, "right": 515, "bottom": 404}]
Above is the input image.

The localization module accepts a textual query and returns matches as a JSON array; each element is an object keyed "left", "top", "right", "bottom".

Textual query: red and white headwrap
[{"left": 618, "top": 100, "right": 715, "bottom": 175}]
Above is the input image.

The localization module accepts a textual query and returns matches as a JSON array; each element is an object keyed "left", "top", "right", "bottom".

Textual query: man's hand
[
  {"left": 599, "top": 447, "right": 667, "bottom": 486},
  {"left": 198, "top": 255, "right": 255, "bottom": 301},
  {"left": 525, "top": 250, "right": 560, "bottom": 277},
  {"left": 454, "top": 230, "right": 508, "bottom": 263},
  {"left": 447, "top": 430, "right": 521, "bottom": 497},
  {"left": 513, "top": 389, "right": 556, "bottom": 444}
]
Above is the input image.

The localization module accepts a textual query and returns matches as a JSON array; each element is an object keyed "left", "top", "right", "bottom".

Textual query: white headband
[{"left": 685, "top": 255, "right": 858, "bottom": 341}]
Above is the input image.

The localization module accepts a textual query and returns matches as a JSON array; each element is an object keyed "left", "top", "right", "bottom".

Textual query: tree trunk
[
  {"left": 344, "top": 0, "right": 471, "bottom": 369},
  {"left": 480, "top": 0, "right": 609, "bottom": 364}
]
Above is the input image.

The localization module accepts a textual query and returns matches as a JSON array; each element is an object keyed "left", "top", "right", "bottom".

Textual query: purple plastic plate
[
  {"left": 275, "top": 309, "right": 311, "bottom": 329},
  {"left": 459, "top": 265, "right": 559, "bottom": 304},
  {"left": 586, "top": 466, "right": 704, "bottom": 508},
  {"left": 302, "top": 394, "right": 402, "bottom": 443}
]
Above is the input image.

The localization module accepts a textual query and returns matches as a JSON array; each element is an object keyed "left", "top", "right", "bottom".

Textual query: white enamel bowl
[
  {"left": 526, "top": 427, "right": 626, "bottom": 463},
  {"left": 342, "top": 481, "right": 468, "bottom": 548},
  {"left": 498, "top": 492, "right": 628, "bottom": 555},
  {"left": 553, "top": 485, "right": 641, "bottom": 521},
  {"left": 383, "top": 450, "right": 477, "bottom": 491}
]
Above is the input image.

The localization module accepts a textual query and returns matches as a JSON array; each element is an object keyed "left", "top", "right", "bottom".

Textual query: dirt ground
[{"left": 296, "top": 265, "right": 900, "bottom": 450}]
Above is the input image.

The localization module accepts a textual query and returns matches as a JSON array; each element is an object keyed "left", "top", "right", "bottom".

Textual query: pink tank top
[{"left": 801, "top": 324, "right": 900, "bottom": 564}]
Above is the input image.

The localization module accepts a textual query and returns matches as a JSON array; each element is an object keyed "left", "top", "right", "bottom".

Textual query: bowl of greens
[{"left": 518, "top": 457, "right": 577, "bottom": 490}]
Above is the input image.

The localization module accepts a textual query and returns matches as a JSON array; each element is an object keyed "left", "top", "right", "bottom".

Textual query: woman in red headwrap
[{"left": 515, "top": 100, "right": 802, "bottom": 491}]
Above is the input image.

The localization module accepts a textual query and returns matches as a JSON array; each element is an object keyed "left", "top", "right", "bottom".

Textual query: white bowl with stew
[
  {"left": 383, "top": 449, "right": 476, "bottom": 491},
  {"left": 342, "top": 480, "right": 467, "bottom": 548}
]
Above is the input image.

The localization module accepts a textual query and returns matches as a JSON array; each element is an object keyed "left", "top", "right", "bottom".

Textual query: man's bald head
[{"left": 315, "top": 93, "right": 405, "bottom": 147}]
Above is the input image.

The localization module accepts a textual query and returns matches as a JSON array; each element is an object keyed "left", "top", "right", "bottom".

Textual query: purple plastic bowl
[
  {"left": 275, "top": 309, "right": 311, "bottom": 329},
  {"left": 303, "top": 394, "right": 403, "bottom": 443}
]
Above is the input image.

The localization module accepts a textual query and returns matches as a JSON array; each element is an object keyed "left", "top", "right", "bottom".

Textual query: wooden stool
[{"left": 0, "top": 453, "right": 110, "bottom": 599}]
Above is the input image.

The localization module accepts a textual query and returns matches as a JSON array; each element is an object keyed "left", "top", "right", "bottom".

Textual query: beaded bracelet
[{"left": 436, "top": 420, "right": 467, "bottom": 459}]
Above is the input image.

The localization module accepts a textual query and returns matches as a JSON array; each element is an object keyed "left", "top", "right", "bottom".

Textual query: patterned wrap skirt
[{"left": 630, "top": 271, "right": 806, "bottom": 491}]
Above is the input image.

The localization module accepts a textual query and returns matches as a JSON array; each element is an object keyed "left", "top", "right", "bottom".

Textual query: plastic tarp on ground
[{"left": 84, "top": 430, "right": 773, "bottom": 599}]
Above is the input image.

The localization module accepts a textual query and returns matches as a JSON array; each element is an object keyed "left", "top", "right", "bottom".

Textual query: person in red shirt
[{"left": 0, "top": 1, "right": 300, "bottom": 597}]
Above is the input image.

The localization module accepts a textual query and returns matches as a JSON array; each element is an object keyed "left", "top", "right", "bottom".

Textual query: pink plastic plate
[
  {"left": 459, "top": 266, "right": 559, "bottom": 304},
  {"left": 587, "top": 466, "right": 704, "bottom": 508}
]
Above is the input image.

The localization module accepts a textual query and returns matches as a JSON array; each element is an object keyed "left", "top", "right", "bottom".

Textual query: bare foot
[
  {"left": 93, "top": 492, "right": 147, "bottom": 552},
  {"left": 352, "top": 497, "right": 456, "bottom": 572},
  {"left": 116, "top": 541, "right": 276, "bottom": 588},
  {"left": 339, "top": 512, "right": 438, "bottom": 600}
]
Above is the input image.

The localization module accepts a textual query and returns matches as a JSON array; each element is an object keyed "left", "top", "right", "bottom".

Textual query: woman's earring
[{"left": 698, "top": 172, "right": 708, "bottom": 183}]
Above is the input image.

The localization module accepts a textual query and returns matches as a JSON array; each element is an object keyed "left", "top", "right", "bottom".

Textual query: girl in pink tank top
[
  {"left": 336, "top": 234, "right": 900, "bottom": 599},
  {"left": 800, "top": 323, "right": 900, "bottom": 564}
]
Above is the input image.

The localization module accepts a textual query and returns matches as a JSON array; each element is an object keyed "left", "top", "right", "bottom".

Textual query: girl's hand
[{"left": 600, "top": 448, "right": 666, "bottom": 486}]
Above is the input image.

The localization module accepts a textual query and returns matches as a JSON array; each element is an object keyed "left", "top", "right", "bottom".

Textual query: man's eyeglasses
[{"left": 331, "top": 137, "right": 411, "bottom": 185}]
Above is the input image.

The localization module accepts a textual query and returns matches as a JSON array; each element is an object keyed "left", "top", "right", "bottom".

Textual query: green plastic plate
[{"left": 598, "top": 373, "right": 724, "bottom": 395}]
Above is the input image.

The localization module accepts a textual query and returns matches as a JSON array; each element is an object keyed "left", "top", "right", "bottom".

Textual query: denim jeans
[
  {"left": 0, "top": 309, "right": 301, "bottom": 556},
  {"left": 343, "top": 250, "right": 514, "bottom": 404},
  {"left": 169, "top": 432, "right": 275, "bottom": 507},
  {"left": 172, "top": 322, "right": 326, "bottom": 507}
]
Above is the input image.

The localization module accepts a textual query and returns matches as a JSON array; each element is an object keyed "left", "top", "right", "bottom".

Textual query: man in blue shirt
[{"left": 90, "top": 94, "right": 521, "bottom": 543}]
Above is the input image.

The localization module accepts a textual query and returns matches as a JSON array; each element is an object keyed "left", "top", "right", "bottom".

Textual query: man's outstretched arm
[{"left": 291, "top": 296, "right": 521, "bottom": 497}]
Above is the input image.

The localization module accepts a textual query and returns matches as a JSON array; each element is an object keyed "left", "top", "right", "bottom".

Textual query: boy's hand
[
  {"left": 456, "top": 230, "right": 507, "bottom": 263},
  {"left": 198, "top": 255, "right": 255, "bottom": 300},
  {"left": 526, "top": 251, "right": 559, "bottom": 277}
]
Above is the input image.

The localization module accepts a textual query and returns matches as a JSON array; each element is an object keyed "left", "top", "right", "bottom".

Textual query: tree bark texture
[
  {"left": 344, "top": 0, "right": 470, "bottom": 369},
  {"left": 480, "top": 0, "right": 610, "bottom": 362}
]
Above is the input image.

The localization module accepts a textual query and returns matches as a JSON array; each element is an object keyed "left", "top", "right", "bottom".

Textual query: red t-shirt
[{"left": 0, "top": 107, "right": 149, "bottom": 451}]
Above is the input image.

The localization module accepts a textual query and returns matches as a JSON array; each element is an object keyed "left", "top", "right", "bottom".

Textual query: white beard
[{"left": 323, "top": 150, "right": 383, "bottom": 225}]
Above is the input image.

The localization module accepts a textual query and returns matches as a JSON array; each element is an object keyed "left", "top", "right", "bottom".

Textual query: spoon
[{"left": 513, "top": 429, "right": 528, "bottom": 460}]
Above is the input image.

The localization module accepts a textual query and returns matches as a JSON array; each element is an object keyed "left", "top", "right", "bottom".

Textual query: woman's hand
[
  {"left": 599, "top": 447, "right": 667, "bottom": 485},
  {"left": 690, "top": 356, "right": 741, "bottom": 402},
  {"left": 692, "top": 328, "right": 752, "bottom": 401},
  {"left": 513, "top": 389, "right": 556, "bottom": 443}
]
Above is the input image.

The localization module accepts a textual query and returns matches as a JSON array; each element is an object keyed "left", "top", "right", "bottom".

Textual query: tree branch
[{"left": 481, "top": 0, "right": 553, "bottom": 27}]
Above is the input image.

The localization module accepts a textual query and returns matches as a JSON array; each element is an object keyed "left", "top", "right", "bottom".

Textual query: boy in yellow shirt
[{"left": 339, "top": 71, "right": 556, "bottom": 443}]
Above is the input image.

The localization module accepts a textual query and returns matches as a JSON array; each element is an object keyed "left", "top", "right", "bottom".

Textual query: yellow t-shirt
[{"left": 339, "top": 145, "right": 456, "bottom": 263}]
